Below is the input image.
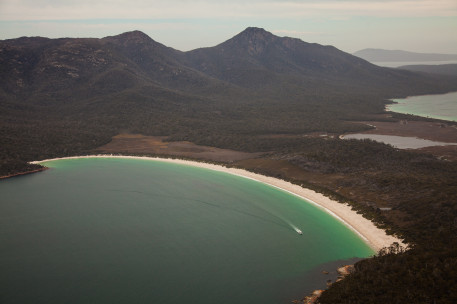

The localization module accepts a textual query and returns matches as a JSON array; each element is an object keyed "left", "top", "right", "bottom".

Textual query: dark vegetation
[
  {"left": 274, "top": 138, "right": 457, "bottom": 245},
  {"left": 398, "top": 64, "right": 457, "bottom": 77},
  {"left": 318, "top": 243, "right": 457, "bottom": 304},
  {"left": 1, "top": 27, "right": 457, "bottom": 303}
]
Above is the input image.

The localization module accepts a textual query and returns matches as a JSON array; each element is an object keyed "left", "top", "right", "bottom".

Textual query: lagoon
[
  {"left": 341, "top": 134, "right": 457, "bottom": 149},
  {"left": 0, "top": 158, "right": 373, "bottom": 304}
]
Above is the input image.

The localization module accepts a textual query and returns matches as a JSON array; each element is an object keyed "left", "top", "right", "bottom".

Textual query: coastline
[
  {"left": 0, "top": 167, "right": 48, "bottom": 180},
  {"left": 31, "top": 155, "right": 404, "bottom": 252},
  {"left": 387, "top": 91, "right": 457, "bottom": 123}
]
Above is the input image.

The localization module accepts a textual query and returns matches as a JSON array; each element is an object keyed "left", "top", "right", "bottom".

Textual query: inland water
[
  {"left": 0, "top": 158, "right": 373, "bottom": 304},
  {"left": 388, "top": 91, "right": 457, "bottom": 122}
]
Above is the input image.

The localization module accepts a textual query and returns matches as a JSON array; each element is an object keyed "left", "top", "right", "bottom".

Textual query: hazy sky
[{"left": 1, "top": 0, "right": 456, "bottom": 53}]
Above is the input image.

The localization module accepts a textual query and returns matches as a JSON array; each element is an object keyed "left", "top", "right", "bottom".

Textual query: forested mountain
[
  {"left": 398, "top": 64, "right": 457, "bottom": 76},
  {"left": 2, "top": 27, "right": 456, "bottom": 173},
  {"left": 2, "top": 28, "right": 457, "bottom": 303},
  {"left": 2, "top": 27, "right": 455, "bottom": 105},
  {"left": 184, "top": 28, "right": 454, "bottom": 96},
  {"left": 0, "top": 31, "right": 221, "bottom": 103}
]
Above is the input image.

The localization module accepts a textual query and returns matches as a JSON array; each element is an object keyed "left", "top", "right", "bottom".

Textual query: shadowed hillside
[{"left": 397, "top": 64, "right": 457, "bottom": 76}]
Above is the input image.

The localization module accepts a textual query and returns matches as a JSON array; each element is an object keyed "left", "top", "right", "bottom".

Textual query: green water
[
  {"left": 0, "top": 158, "right": 373, "bottom": 304},
  {"left": 388, "top": 91, "right": 457, "bottom": 122}
]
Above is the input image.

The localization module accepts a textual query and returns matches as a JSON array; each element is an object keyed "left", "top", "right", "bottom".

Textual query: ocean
[{"left": 372, "top": 60, "right": 457, "bottom": 68}]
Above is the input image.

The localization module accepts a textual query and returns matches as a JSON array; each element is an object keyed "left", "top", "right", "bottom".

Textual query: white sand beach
[{"left": 32, "top": 155, "right": 405, "bottom": 252}]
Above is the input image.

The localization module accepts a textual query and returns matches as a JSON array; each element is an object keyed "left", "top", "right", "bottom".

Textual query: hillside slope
[{"left": 184, "top": 28, "right": 456, "bottom": 96}]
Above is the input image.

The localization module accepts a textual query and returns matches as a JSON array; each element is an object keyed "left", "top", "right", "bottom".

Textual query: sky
[{"left": 0, "top": 0, "right": 456, "bottom": 54}]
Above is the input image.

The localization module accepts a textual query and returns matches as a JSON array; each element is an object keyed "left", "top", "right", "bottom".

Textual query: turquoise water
[
  {"left": 0, "top": 158, "right": 373, "bottom": 304},
  {"left": 388, "top": 91, "right": 457, "bottom": 122}
]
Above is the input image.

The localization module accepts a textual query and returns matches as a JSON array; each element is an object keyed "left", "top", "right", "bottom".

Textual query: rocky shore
[{"left": 293, "top": 265, "right": 355, "bottom": 304}]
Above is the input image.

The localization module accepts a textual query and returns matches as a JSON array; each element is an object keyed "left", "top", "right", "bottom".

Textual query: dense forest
[{"left": 1, "top": 28, "right": 457, "bottom": 303}]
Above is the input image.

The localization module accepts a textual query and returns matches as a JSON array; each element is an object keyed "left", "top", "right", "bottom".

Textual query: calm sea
[
  {"left": 0, "top": 158, "right": 373, "bottom": 304},
  {"left": 372, "top": 60, "right": 457, "bottom": 68},
  {"left": 388, "top": 91, "right": 457, "bottom": 122}
]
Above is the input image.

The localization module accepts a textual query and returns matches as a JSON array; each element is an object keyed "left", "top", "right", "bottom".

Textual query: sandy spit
[{"left": 32, "top": 155, "right": 405, "bottom": 252}]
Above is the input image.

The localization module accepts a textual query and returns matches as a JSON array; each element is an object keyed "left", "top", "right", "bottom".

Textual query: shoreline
[
  {"left": 387, "top": 91, "right": 457, "bottom": 123},
  {"left": 0, "top": 167, "right": 48, "bottom": 180},
  {"left": 31, "top": 154, "right": 404, "bottom": 252}
]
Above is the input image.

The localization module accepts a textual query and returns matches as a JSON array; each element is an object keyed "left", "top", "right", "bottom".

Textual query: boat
[{"left": 296, "top": 229, "right": 303, "bottom": 235}]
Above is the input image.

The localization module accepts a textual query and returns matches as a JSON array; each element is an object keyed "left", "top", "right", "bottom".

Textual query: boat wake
[
  {"left": 148, "top": 191, "right": 304, "bottom": 235},
  {"left": 290, "top": 224, "right": 303, "bottom": 235}
]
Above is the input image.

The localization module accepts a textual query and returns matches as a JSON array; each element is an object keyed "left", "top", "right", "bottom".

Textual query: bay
[
  {"left": 388, "top": 91, "right": 457, "bottom": 122},
  {"left": 0, "top": 158, "right": 373, "bottom": 304}
]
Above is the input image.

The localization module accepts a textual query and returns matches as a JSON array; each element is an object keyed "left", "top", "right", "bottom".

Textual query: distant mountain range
[{"left": 353, "top": 48, "right": 457, "bottom": 62}]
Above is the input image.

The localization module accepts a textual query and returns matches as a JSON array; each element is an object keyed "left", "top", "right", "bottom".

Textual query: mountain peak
[
  {"left": 103, "top": 30, "right": 153, "bottom": 45},
  {"left": 237, "top": 27, "right": 275, "bottom": 40},
  {"left": 242, "top": 27, "right": 270, "bottom": 34},
  {"left": 223, "top": 27, "right": 277, "bottom": 55}
]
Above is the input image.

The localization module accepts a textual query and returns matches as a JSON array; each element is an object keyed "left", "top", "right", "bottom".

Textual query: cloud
[{"left": 1, "top": 0, "right": 456, "bottom": 21}]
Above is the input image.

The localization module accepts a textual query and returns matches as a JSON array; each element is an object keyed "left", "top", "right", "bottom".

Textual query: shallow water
[
  {"left": 0, "top": 158, "right": 373, "bottom": 304},
  {"left": 388, "top": 91, "right": 457, "bottom": 122},
  {"left": 342, "top": 134, "right": 457, "bottom": 149}
]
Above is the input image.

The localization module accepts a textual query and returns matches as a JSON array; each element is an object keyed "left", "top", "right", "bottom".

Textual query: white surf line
[
  {"left": 31, "top": 155, "right": 404, "bottom": 251},
  {"left": 219, "top": 170, "right": 371, "bottom": 243},
  {"left": 159, "top": 161, "right": 372, "bottom": 243}
]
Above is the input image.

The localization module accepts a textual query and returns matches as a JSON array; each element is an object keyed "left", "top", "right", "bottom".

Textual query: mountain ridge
[
  {"left": 2, "top": 28, "right": 456, "bottom": 101},
  {"left": 2, "top": 27, "right": 456, "bottom": 166}
]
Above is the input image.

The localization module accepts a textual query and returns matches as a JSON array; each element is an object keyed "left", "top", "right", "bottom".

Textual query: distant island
[{"left": 353, "top": 48, "right": 457, "bottom": 62}]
